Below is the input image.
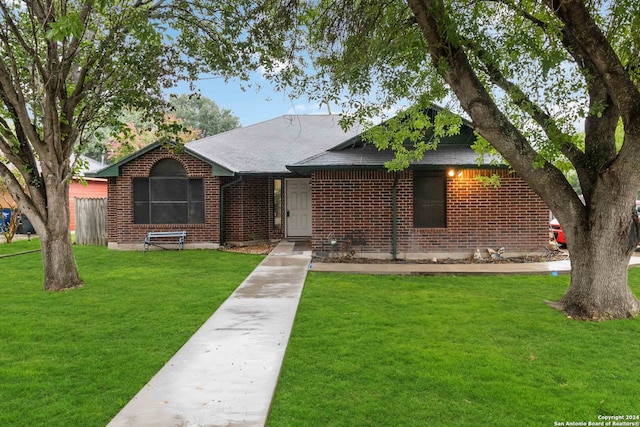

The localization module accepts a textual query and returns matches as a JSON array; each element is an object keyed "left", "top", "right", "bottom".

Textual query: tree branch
[
  {"left": 0, "top": 1, "right": 46, "bottom": 77},
  {"left": 464, "top": 0, "right": 625, "bottom": 200},
  {"left": 58, "top": 1, "right": 95, "bottom": 91},
  {"left": 0, "top": 160, "right": 44, "bottom": 227},
  {"left": 467, "top": 37, "right": 585, "bottom": 167},
  {"left": 406, "top": 0, "right": 582, "bottom": 219},
  {"left": 0, "top": 61, "right": 46, "bottom": 155},
  {"left": 545, "top": 0, "right": 640, "bottom": 132}
]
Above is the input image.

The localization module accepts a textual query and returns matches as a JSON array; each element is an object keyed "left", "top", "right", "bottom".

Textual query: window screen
[
  {"left": 151, "top": 178, "right": 189, "bottom": 202},
  {"left": 413, "top": 171, "right": 446, "bottom": 228},
  {"left": 151, "top": 159, "right": 187, "bottom": 177},
  {"left": 133, "top": 159, "right": 205, "bottom": 224}
]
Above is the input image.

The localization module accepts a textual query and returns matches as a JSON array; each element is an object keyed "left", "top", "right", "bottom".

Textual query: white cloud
[
  {"left": 286, "top": 102, "right": 337, "bottom": 116},
  {"left": 257, "top": 58, "right": 291, "bottom": 79}
]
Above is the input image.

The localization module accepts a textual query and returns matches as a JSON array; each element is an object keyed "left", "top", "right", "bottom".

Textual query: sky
[
  {"left": 167, "top": 70, "right": 585, "bottom": 131},
  {"left": 167, "top": 73, "right": 330, "bottom": 127}
]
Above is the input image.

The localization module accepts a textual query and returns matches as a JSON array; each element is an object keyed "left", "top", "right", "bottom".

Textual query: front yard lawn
[
  {"left": 0, "top": 241, "right": 263, "bottom": 427},
  {"left": 268, "top": 271, "right": 640, "bottom": 426},
  {"left": 3, "top": 239, "right": 639, "bottom": 426}
]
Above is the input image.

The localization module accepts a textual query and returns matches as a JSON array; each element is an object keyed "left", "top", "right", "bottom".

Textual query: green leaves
[
  {"left": 362, "top": 104, "right": 466, "bottom": 171},
  {"left": 45, "top": 12, "right": 84, "bottom": 41},
  {"left": 168, "top": 94, "right": 240, "bottom": 137}
]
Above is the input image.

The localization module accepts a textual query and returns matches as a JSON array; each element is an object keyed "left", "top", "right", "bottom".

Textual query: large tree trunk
[
  {"left": 41, "top": 230, "right": 83, "bottom": 291},
  {"left": 408, "top": 0, "right": 640, "bottom": 320},
  {"left": 36, "top": 177, "right": 84, "bottom": 291},
  {"left": 556, "top": 248, "right": 639, "bottom": 320},
  {"left": 550, "top": 206, "right": 640, "bottom": 320}
]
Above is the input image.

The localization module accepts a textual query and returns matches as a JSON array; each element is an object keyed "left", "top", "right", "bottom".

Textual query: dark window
[
  {"left": 133, "top": 178, "right": 150, "bottom": 224},
  {"left": 273, "top": 179, "right": 282, "bottom": 230},
  {"left": 413, "top": 171, "right": 446, "bottom": 228},
  {"left": 133, "top": 159, "right": 205, "bottom": 224},
  {"left": 151, "top": 159, "right": 187, "bottom": 177},
  {"left": 152, "top": 178, "right": 188, "bottom": 201},
  {"left": 188, "top": 179, "right": 205, "bottom": 223}
]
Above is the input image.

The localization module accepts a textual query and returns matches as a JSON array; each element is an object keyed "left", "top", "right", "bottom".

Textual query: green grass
[
  {"left": 0, "top": 237, "right": 41, "bottom": 255},
  {"left": 268, "top": 271, "right": 640, "bottom": 426},
  {"left": 0, "top": 241, "right": 264, "bottom": 427},
  {"left": 4, "top": 240, "right": 640, "bottom": 426}
]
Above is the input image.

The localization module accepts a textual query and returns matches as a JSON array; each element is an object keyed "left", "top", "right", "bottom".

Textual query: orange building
[
  {"left": 1, "top": 155, "right": 107, "bottom": 232},
  {"left": 69, "top": 156, "right": 108, "bottom": 231}
]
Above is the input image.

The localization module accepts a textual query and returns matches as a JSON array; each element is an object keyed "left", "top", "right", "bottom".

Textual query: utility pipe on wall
[{"left": 392, "top": 172, "right": 399, "bottom": 260}]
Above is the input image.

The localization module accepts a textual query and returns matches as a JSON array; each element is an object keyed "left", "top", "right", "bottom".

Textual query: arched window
[{"left": 133, "top": 159, "right": 205, "bottom": 224}]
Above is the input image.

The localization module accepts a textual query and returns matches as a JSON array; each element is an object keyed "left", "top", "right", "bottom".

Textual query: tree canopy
[
  {"left": 0, "top": 0, "right": 268, "bottom": 290},
  {"left": 103, "top": 113, "right": 201, "bottom": 162},
  {"left": 235, "top": 0, "right": 640, "bottom": 319},
  {"left": 168, "top": 94, "right": 241, "bottom": 137},
  {"left": 83, "top": 95, "right": 241, "bottom": 162}
]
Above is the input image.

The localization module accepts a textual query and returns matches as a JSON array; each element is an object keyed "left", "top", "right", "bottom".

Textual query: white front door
[{"left": 286, "top": 178, "right": 312, "bottom": 237}]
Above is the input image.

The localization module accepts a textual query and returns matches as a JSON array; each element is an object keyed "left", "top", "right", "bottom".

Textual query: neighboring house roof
[{"left": 77, "top": 155, "right": 107, "bottom": 176}]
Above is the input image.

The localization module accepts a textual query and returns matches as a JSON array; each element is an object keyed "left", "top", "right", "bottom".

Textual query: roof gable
[
  {"left": 288, "top": 107, "right": 504, "bottom": 172},
  {"left": 91, "top": 141, "right": 167, "bottom": 178},
  {"left": 92, "top": 115, "right": 362, "bottom": 178}
]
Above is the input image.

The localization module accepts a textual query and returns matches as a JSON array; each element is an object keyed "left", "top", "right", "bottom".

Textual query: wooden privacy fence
[{"left": 75, "top": 197, "right": 107, "bottom": 246}]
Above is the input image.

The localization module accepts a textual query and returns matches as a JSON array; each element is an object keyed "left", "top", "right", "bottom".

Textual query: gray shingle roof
[
  {"left": 287, "top": 143, "right": 503, "bottom": 172},
  {"left": 187, "top": 115, "right": 362, "bottom": 175},
  {"left": 71, "top": 155, "right": 107, "bottom": 176},
  {"left": 80, "top": 155, "right": 107, "bottom": 175},
  {"left": 91, "top": 109, "right": 504, "bottom": 178}
]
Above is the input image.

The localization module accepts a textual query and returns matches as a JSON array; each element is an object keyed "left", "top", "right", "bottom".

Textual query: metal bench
[{"left": 143, "top": 231, "right": 187, "bottom": 252}]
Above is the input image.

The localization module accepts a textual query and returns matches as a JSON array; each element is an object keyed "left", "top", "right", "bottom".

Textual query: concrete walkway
[{"left": 108, "top": 241, "right": 311, "bottom": 427}]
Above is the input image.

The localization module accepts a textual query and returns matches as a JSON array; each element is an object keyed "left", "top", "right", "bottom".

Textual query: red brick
[
  {"left": 310, "top": 169, "right": 548, "bottom": 255},
  {"left": 107, "top": 148, "right": 284, "bottom": 247}
]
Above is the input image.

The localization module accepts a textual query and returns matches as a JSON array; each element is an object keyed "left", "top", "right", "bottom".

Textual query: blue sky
[
  {"left": 168, "top": 73, "right": 585, "bottom": 134},
  {"left": 168, "top": 73, "right": 329, "bottom": 127}
]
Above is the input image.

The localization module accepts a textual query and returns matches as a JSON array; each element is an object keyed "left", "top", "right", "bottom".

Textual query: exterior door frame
[{"left": 285, "top": 178, "right": 312, "bottom": 238}]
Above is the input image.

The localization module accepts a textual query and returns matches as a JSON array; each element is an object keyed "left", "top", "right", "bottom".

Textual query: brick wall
[
  {"left": 313, "top": 170, "right": 395, "bottom": 253},
  {"left": 311, "top": 169, "right": 549, "bottom": 258},
  {"left": 223, "top": 177, "right": 283, "bottom": 244},
  {"left": 107, "top": 147, "right": 220, "bottom": 248}
]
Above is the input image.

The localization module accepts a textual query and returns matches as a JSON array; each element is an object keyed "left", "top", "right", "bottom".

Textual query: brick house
[{"left": 93, "top": 112, "right": 549, "bottom": 258}]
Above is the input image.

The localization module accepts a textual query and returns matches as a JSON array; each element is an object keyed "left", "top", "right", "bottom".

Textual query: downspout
[
  {"left": 392, "top": 172, "right": 399, "bottom": 260},
  {"left": 220, "top": 175, "right": 243, "bottom": 246}
]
